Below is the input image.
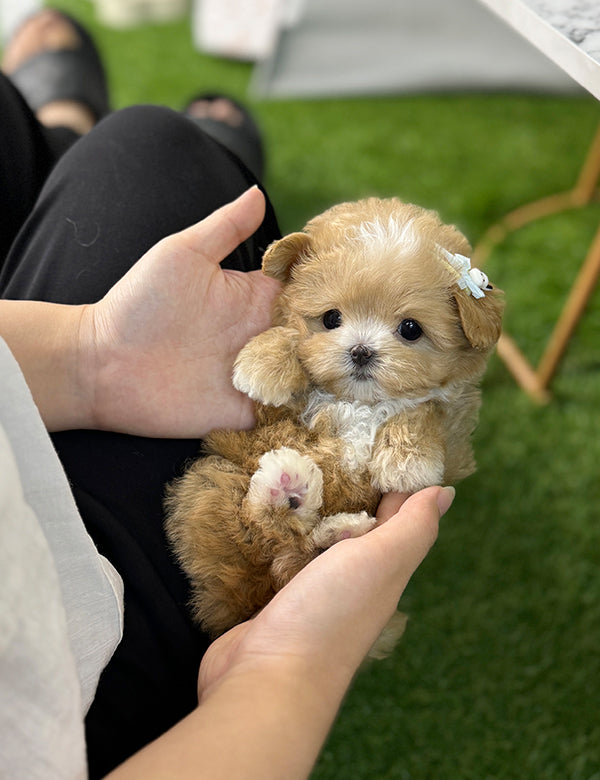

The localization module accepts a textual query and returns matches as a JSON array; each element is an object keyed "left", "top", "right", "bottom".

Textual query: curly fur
[{"left": 164, "top": 197, "right": 504, "bottom": 656}]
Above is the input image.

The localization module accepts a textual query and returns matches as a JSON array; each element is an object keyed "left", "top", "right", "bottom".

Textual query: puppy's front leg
[
  {"left": 233, "top": 326, "right": 308, "bottom": 407},
  {"left": 370, "top": 404, "right": 445, "bottom": 493}
]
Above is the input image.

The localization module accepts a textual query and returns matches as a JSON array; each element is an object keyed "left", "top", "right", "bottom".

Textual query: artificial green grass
[{"left": 44, "top": 1, "right": 600, "bottom": 776}]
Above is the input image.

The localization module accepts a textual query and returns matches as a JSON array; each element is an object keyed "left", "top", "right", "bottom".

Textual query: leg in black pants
[
  {"left": 0, "top": 73, "right": 281, "bottom": 777},
  {"left": 0, "top": 72, "right": 78, "bottom": 262}
]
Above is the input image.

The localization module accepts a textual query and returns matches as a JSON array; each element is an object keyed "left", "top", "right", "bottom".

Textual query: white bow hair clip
[{"left": 437, "top": 246, "right": 489, "bottom": 299}]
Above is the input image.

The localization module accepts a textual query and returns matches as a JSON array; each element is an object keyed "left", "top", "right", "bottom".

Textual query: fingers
[
  {"left": 375, "top": 485, "right": 454, "bottom": 526},
  {"left": 436, "top": 485, "right": 456, "bottom": 515},
  {"left": 369, "top": 486, "right": 455, "bottom": 585},
  {"left": 375, "top": 492, "right": 410, "bottom": 525},
  {"left": 176, "top": 186, "right": 267, "bottom": 263}
]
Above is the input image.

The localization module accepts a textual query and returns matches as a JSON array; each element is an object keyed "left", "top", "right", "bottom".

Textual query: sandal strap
[
  {"left": 8, "top": 14, "right": 109, "bottom": 121},
  {"left": 184, "top": 94, "right": 265, "bottom": 181},
  {"left": 191, "top": 115, "right": 265, "bottom": 181}
]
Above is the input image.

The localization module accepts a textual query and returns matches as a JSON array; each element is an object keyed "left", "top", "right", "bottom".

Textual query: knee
[
  {"left": 93, "top": 104, "right": 249, "bottom": 183},
  {"left": 98, "top": 104, "right": 200, "bottom": 150}
]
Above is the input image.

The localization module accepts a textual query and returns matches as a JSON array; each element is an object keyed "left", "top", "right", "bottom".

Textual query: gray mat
[{"left": 251, "top": 0, "right": 582, "bottom": 98}]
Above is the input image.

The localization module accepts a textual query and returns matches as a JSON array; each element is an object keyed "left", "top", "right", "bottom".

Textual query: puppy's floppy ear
[
  {"left": 453, "top": 286, "right": 504, "bottom": 350},
  {"left": 262, "top": 232, "right": 311, "bottom": 283}
]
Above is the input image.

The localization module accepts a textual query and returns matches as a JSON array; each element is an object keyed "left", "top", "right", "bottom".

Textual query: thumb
[
  {"left": 176, "top": 186, "right": 267, "bottom": 263},
  {"left": 368, "top": 486, "right": 454, "bottom": 588}
]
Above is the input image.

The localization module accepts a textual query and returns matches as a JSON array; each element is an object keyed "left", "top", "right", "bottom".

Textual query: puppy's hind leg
[
  {"left": 246, "top": 448, "right": 325, "bottom": 591},
  {"left": 246, "top": 447, "right": 324, "bottom": 526},
  {"left": 368, "top": 612, "right": 408, "bottom": 660},
  {"left": 311, "top": 511, "right": 377, "bottom": 550}
]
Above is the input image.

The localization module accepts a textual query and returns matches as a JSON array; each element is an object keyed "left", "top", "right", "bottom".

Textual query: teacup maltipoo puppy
[{"left": 165, "top": 197, "right": 503, "bottom": 653}]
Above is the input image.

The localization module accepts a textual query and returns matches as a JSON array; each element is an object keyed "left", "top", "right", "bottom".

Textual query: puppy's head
[{"left": 262, "top": 198, "right": 503, "bottom": 404}]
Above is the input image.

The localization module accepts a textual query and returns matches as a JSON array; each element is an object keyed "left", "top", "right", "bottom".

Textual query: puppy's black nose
[{"left": 350, "top": 344, "right": 374, "bottom": 366}]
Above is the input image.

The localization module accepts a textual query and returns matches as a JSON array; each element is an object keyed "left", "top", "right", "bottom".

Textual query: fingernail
[
  {"left": 235, "top": 184, "right": 259, "bottom": 200},
  {"left": 436, "top": 486, "right": 456, "bottom": 516}
]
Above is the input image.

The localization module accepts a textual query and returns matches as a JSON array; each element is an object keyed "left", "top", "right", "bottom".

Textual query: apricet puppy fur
[{"left": 164, "top": 197, "right": 504, "bottom": 654}]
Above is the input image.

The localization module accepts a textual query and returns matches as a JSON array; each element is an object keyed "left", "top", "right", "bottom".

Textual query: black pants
[{"left": 0, "top": 73, "right": 280, "bottom": 777}]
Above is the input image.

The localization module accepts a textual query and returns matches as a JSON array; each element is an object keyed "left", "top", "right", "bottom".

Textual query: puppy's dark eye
[
  {"left": 322, "top": 309, "right": 342, "bottom": 329},
  {"left": 398, "top": 318, "right": 423, "bottom": 342}
]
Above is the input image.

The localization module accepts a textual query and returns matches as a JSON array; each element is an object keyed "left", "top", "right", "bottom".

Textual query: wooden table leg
[
  {"left": 536, "top": 219, "right": 600, "bottom": 388},
  {"left": 473, "top": 121, "right": 600, "bottom": 402},
  {"left": 495, "top": 333, "right": 552, "bottom": 404}
]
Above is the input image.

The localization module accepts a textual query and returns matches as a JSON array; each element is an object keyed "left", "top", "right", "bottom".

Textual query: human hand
[
  {"left": 106, "top": 487, "right": 452, "bottom": 780},
  {"left": 81, "top": 186, "right": 281, "bottom": 437},
  {"left": 198, "top": 486, "right": 454, "bottom": 700}
]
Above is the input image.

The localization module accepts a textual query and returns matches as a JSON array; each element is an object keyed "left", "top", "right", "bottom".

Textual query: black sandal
[
  {"left": 184, "top": 93, "right": 265, "bottom": 181},
  {"left": 7, "top": 10, "right": 110, "bottom": 123}
]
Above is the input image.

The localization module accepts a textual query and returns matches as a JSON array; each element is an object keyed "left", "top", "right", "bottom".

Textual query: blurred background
[{"left": 4, "top": 0, "right": 600, "bottom": 776}]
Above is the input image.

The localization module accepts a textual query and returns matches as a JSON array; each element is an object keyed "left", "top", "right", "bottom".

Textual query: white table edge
[{"left": 478, "top": 0, "right": 600, "bottom": 101}]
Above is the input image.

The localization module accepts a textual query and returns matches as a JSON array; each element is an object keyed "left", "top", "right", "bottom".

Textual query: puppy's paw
[
  {"left": 371, "top": 451, "right": 444, "bottom": 493},
  {"left": 233, "top": 328, "right": 308, "bottom": 407},
  {"left": 247, "top": 447, "right": 323, "bottom": 523},
  {"left": 368, "top": 611, "right": 408, "bottom": 660},
  {"left": 311, "top": 511, "right": 376, "bottom": 550}
]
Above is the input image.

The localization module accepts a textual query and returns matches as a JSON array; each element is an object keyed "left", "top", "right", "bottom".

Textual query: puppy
[{"left": 165, "top": 197, "right": 503, "bottom": 654}]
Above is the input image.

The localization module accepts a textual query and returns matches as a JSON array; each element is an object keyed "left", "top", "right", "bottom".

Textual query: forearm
[
  {"left": 105, "top": 660, "right": 348, "bottom": 780},
  {"left": 0, "top": 300, "right": 93, "bottom": 431}
]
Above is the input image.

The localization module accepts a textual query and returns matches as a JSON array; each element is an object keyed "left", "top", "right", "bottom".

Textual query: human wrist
[
  {"left": 74, "top": 300, "right": 136, "bottom": 434},
  {"left": 0, "top": 299, "right": 96, "bottom": 431},
  {"left": 204, "top": 647, "right": 354, "bottom": 709},
  {"left": 73, "top": 301, "right": 104, "bottom": 431},
  {"left": 37, "top": 301, "right": 99, "bottom": 431},
  {"left": 200, "top": 657, "right": 349, "bottom": 779},
  {"left": 107, "top": 654, "right": 350, "bottom": 780}
]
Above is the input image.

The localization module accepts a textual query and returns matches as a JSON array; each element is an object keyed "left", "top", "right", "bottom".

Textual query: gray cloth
[
  {"left": 0, "top": 337, "right": 123, "bottom": 778},
  {"left": 251, "top": 0, "right": 582, "bottom": 97}
]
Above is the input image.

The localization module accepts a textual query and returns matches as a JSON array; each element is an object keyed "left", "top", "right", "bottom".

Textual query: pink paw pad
[
  {"left": 269, "top": 471, "right": 308, "bottom": 509},
  {"left": 248, "top": 448, "right": 324, "bottom": 518}
]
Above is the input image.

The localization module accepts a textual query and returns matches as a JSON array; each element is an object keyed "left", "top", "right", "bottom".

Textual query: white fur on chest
[{"left": 300, "top": 390, "right": 435, "bottom": 472}]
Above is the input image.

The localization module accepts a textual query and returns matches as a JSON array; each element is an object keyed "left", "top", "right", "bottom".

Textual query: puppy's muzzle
[{"left": 350, "top": 344, "right": 375, "bottom": 367}]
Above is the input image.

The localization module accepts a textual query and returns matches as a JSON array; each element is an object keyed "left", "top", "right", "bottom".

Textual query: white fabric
[
  {"left": 193, "top": 0, "right": 305, "bottom": 61},
  {"left": 0, "top": 337, "right": 124, "bottom": 778},
  {"left": 0, "top": 0, "right": 40, "bottom": 43}
]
